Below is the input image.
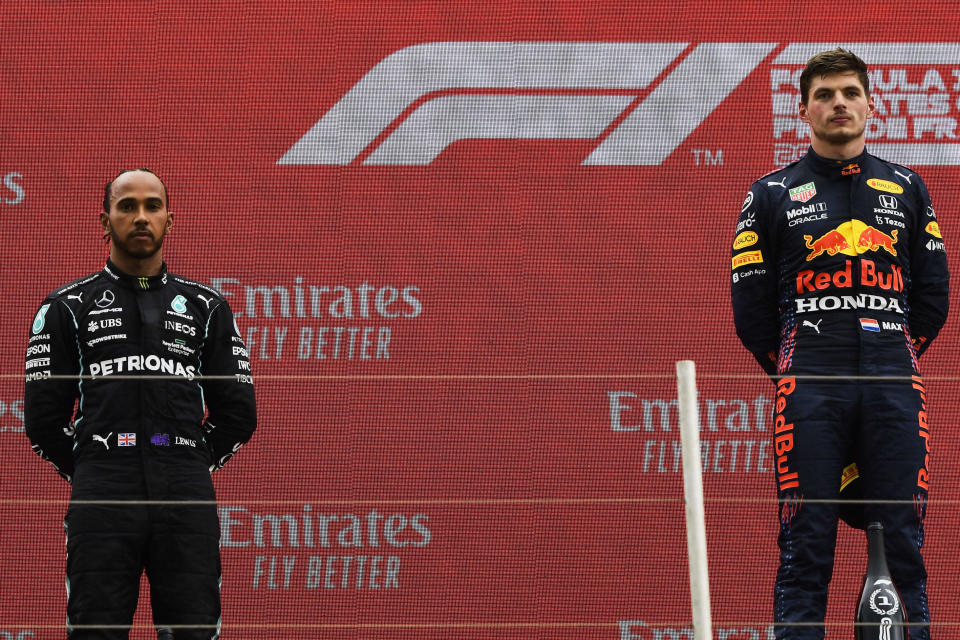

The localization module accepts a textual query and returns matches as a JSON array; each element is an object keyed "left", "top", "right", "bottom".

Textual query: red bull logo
[
  {"left": 774, "top": 377, "right": 798, "bottom": 491},
  {"left": 803, "top": 229, "right": 850, "bottom": 260},
  {"left": 841, "top": 162, "right": 860, "bottom": 175},
  {"left": 857, "top": 226, "right": 899, "bottom": 256},
  {"left": 804, "top": 219, "right": 899, "bottom": 261},
  {"left": 795, "top": 259, "right": 903, "bottom": 294}
]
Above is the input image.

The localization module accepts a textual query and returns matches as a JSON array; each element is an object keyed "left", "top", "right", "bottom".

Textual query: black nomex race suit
[
  {"left": 731, "top": 148, "right": 948, "bottom": 639},
  {"left": 24, "top": 259, "right": 257, "bottom": 639}
]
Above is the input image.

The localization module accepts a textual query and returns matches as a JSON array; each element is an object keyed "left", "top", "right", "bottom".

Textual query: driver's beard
[
  {"left": 109, "top": 227, "right": 166, "bottom": 260},
  {"left": 815, "top": 121, "right": 867, "bottom": 146}
]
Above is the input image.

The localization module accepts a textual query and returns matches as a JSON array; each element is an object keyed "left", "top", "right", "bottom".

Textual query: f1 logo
[{"left": 279, "top": 42, "right": 776, "bottom": 166}]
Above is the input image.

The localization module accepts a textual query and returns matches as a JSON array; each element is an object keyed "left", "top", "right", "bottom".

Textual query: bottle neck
[{"left": 866, "top": 523, "right": 890, "bottom": 576}]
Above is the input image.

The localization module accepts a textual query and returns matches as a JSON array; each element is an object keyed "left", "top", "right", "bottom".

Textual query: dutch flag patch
[{"left": 860, "top": 318, "right": 880, "bottom": 332}]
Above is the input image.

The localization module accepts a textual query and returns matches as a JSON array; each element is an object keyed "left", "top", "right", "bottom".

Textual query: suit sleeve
[
  {"left": 23, "top": 298, "right": 80, "bottom": 482},
  {"left": 731, "top": 185, "right": 780, "bottom": 376},
  {"left": 200, "top": 300, "right": 257, "bottom": 471},
  {"left": 907, "top": 176, "right": 949, "bottom": 357}
]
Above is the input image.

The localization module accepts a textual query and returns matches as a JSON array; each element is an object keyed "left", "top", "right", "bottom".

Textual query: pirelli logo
[{"left": 732, "top": 251, "right": 763, "bottom": 270}]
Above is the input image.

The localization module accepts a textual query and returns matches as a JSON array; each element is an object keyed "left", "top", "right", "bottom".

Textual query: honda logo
[{"left": 879, "top": 195, "right": 898, "bottom": 209}]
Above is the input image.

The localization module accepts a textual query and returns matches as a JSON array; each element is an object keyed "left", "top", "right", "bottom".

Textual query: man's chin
[
  {"left": 817, "top": 124, "right": 866, "bottom": 145},
  {"left": 115, "top": 242, "right": 161, "bottom": 260}
]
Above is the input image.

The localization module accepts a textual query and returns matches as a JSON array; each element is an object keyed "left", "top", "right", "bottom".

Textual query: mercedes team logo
[{"left": 95, "top": 289, "right": 116, "bottom": 309}]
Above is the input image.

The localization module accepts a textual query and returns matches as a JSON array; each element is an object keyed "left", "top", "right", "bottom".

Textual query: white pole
[{"left": 676, "top": 360, "right": 712, "bottom": 639}]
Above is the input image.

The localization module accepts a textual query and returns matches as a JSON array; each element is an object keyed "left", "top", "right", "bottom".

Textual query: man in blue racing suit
[{"left": 731, "top": 49, "right": 949, "bottom": 638}]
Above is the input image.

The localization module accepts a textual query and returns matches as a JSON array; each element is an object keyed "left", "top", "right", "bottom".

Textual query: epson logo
[
  {"left": 25, "top": 344, "right": 51, "bottom": 357},
  {"left": 786, "top": 202, "right": 827, "bottom": 219}
]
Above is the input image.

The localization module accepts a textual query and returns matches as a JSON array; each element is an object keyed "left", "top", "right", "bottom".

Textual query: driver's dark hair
[
  {"left": 103, "top": 168, "right": 170, "bottom": 212},
  {"left": 800, "top": 48, "right": 870, "bottom": 105}
]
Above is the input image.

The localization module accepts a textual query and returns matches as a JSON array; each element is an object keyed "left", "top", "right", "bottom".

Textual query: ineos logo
[{"left": 95, "top": 289, "right": 116, "bottom": 309}]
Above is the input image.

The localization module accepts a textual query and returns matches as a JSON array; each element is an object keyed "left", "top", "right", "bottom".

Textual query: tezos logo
[
  {"left": 32, "top": 305, "right": 50, "bottom": 335},
  {"left": 171, "top": 295, "right": 187, "bottom": 314}
]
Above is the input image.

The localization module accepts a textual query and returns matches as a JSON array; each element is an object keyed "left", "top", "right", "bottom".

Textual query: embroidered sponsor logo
[
  {"left": 88, "top": 355, "right": 196, "bottom": 380},
  {"left": 789, "top": 181, "right": 816, "bottom": 203},
  {"left": 95, "top": 290, "right": 116, "bottom": 308},
  {"left": 151, "top": 433, "right": 171, "bottom": 446},
  {"left": 867, "top": 178, "right": 904, "bottom": 194},
  {"left": 803, "top": 220, "right": 898, "bottom": 261},
  {"left": 733, "top": 231, "right": 758, "bottom": 250},
  {"left": 32, "top": 305, "right": 50, "bottom": 334},
  {"left": 732, "top": 251, "right": 763, "bottom": 269}
]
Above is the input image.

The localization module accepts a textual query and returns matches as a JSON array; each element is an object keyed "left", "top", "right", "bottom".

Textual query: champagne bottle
[{"left": 855, "top": 522, "right": 905, "bottom": 640}]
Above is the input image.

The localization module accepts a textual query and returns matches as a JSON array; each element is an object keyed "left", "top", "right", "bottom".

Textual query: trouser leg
[
  {"left": 858, "top": 378, "right": 931, "bottom": 640},
  {"left": 66, "top": 504, "right": 148, "bottom": 639},
  {"left": 772, "top": 377, "right": 854, "bottom": 639},
  {"left": 146, "top": 503, "right": 222, "bottom": 639}
]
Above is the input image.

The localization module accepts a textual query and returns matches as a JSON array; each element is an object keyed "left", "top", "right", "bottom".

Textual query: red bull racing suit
[
  {"left": 24, "top": 259, "right": 257, "bottom": 638},
  {"left": 731, "top": 148, "right": 948, "bottom": 639}
]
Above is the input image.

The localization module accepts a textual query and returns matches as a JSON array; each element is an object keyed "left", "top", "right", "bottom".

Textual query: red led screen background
[{"left": 2, "top": 2, "right": 960, "bottom": 637}]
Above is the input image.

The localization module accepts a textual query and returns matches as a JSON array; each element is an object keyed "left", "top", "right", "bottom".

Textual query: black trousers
[{"left": 65, "top": 500, "right": 221, "bottom": 639}]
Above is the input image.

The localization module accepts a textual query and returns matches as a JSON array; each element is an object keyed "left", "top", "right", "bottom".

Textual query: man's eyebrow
[{"left": 113, "top": 195, "right": 165, "bottom": 206}]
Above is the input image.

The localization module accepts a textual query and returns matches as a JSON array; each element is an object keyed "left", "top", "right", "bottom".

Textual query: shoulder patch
[
  {"left": 51, "top": 272, "right": 103, "bottom": 299},
  {"left": 171, "top": 275, "right": 225, "bottom": 301},
  {"left": 756, "top": 156, "right": 803, "bottom": 184}
]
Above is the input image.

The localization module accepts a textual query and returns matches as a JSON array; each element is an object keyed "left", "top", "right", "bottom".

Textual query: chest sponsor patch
[
  {"left": 867, "top": 178, "right": 904, "bottom": 194},
  {"left": 804, "top": 220, "right": 898, "bottom": 261},
  {"left": 789, "top": 181, "right": 816, "bottom": 202}
]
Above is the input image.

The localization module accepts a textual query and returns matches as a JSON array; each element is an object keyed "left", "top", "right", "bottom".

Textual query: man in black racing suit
[
  {"left": 24, "top": 169, "right": 257, "bottom": 638},
  {"left": 731, "top": 50, "right": 948, "bottom": 638}
]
